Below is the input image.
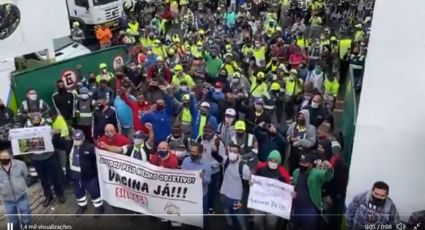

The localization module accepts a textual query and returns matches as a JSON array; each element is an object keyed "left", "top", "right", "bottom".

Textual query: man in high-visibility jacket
[
  {"left": 127, "top": 19, "right": 139, "bottom": 37},
  {"left": 250, "top": 72, "right": 270, "bottom": 99},
  {"left": 171, "top": 65, "right": 195, "bottom": 89},
  {"left": 323, "top": 74, "right": 340, "bottom": 111},
  {"left": 152, "top": 40, "right": 168, "bottom": 58}
]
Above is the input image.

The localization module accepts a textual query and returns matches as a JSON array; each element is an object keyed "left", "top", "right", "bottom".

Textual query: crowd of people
[{"left": 1, "top": 0, "right": 411, "bottom": 230}]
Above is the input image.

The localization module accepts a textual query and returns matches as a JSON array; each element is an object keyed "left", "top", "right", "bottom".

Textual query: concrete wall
[{"left": 346, "top": 0, "right": 425, "bottom": 219}]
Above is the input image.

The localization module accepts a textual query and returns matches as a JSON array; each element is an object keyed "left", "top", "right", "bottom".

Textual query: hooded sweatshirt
[{"left": 287, "top": 109, "right": 317, "bottom": 150}]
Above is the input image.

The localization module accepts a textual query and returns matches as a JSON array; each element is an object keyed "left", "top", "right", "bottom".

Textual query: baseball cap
[
  {"left": 255, "top": 98, "right": 264, "bottom": 105},
  {"left": 79, "top": 87, "right": 89, "bottom": 94},
  {"left": 133, "top": 131, "right": 146, "bottom": 140},
  {"left": 299, "top": 154, "right": 315, "bottom": 165},
  {"left": 200, "top": 101, "right": 210, "bottom": 108},
  {"left": 225, "top": 108, "right": 236, "bottom": 117},
  {"left": 234, "top": 120, "right": 246, "bottom": 131},
  {"left": 72, "top": 129, "right": 85, "bottom": 141}
]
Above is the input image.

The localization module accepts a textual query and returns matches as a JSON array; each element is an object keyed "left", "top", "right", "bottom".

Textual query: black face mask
[
  {"left": 190, "top": 154, "right": 200, "bottom": 161},
  {"left": 89, "top": 78, "right": 96, "bottom": 83},
  {"left": 236, "top": 132, "right": 244, "bottom": 137},
  {"left": 371, "top": 196, "right": 386, "bottom": 206},
  {"left": 298, "top": 119, "right": 305, "bottom": 125},
  {"left": 98, "top": 104, "right": 105, "bottom": 110},
  {"left": 0, "top": 158, "right": 11, "bottom": 165},
  {"left": 58, "top": 87, "right": 66, "bottom": 93},
  {"left": 299, "top": 165, "right": 309, "bottom": 172},
  {"left": 0, "top": 104, "right": 5, "bottom": 109}
]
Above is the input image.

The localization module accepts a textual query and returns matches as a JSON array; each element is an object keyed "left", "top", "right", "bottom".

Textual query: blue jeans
[
  {"left": 221, "top": 195, "right": 248, "bottom": 230},
  {"left": 291, "top": 205, "right": 320, "bottom": 230},
  {"left": 4, "top": 193, "right": 31, "bottom": 229}
]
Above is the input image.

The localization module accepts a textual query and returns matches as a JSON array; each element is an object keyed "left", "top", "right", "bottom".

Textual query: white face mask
[
  {"left": 232, "top": 78, "right": 240, "bottom": 83},
  {"left": 28, "top": 94, "right": 37, "bottom": 101},
  {"left": 268, "top": 161, "right": 278, "bottom": 170},
  {"left": 214, "top": 88, "right": 222, "bottom": 93},
  {"left": 74, "top": 140, "right": 84, "bottom": 146},
  {"left": 81, "top": 94, "right": 89, "bottom": 100},
  {"left": 174, "top": 150, "right": 187, "bottom": 160},
  {"left": 134, "top": 138, "right": 143, "bottom": 145},
  {"left": 180, "top": 86, "right": 188, "bottom": 91},
  {"left": 228, "top": 152, "right": 238, "bottom": 162},
  {"left": 147, "top": 51, "right": 153, "bottom": 55},
  {"left": 311, "top": 102, "right": 320, "bottom": 109}
]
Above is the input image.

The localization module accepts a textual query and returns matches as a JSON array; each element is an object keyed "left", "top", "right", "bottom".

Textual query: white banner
[
  {"left": 9, "top": 126, "right": 54, "bottom": 156},
  {"left": 247, "top": 175, "right": 294, "bottom": 220},
  {"left": 96, "top": 149, "right": 203, "bottom": 228}
]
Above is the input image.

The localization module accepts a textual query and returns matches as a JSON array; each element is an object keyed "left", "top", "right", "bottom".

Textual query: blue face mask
[
  {"left": 158, "top": 150, "right": 168, "bottom": 158},
  {"left": 315, "top": 68, "right": 322, "bottom": 74}
]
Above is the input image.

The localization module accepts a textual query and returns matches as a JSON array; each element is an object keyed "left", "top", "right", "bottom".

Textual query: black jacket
[
  {"left": 0, "top": 107, "right": 14, "bottom": 126},
  {"left": 52, "top": 91, "right": 75, "bottom": 121},
  {"left": 72, "top": 142, "right": 98, "bottom": 180}
]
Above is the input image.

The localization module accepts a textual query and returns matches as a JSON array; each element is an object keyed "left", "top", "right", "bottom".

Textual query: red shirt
[
  {"left": 121, "top": 94, "right": 151, "bottom": 133},
  {"left": 98, "top": 134, "right": 129, "bottom": 147},
  {"left": 255, "top": 162, "right": 291, "bottom": 184},
  {"left": 149, "top": 152, "right": 179, "bottom": 169}
]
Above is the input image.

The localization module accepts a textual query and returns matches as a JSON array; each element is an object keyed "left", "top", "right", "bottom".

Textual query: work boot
[
  {"left": 76, "top": 206, "right": 87, "bottom": 216},
  {"left": 58, "top": 195, "right": 66, "bottom": 203},
  {"left": 94, "top": 206, "right": 105, "bottom": 218},
  {"left": 42, "top": 197, "right": 55, "bottom": 207}
]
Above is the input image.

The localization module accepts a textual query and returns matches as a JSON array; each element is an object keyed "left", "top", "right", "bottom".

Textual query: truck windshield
[{"left": 92, "top": 0, "right": 116, "bottom": 6}]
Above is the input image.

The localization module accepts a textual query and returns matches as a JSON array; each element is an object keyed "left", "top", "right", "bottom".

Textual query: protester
[
  {"left": 17, "top": 89, "right": 50, "bottom": 124},
  {"left": 181, "top": 143, "right": 212, "bottom": 214},
  {"left": 197, "top": 124, "right": 226, "bottom": 214},
  {"left": 52, "top": 80, "right": 75, "bottom": 124},
  {"left": 287, "top": 110, "right": 317, "bottom": 174},
  {"left": 96, "top": 24, "right": 113, "bottom": 49},
  {"left": 220, "top": 144, "right": 251, "bottom": 230},
  {"left": 253, "top": 150, "right": 291, "bottom": 230},
  {"left": 26, "top": 114, "right": 66, "bottom": 207},
  {"left": 98, "top": 124, "right": 130, "bottom": 153},
  {"left": 70, "top": 130, "right": 104, "bottom": 216},
  {"left": 149, "top": 141, "right": 179, "bottom": 169},
  {"left": 92, "top": 98, "right": 120, "bottom": 139},
  {"left": 0, "top": 148, "right": 31, "bottom": 228},
  {"left": 291, "top": 153, "right": 333, "bottom": 230},
  {"left": 346, "top": 181, "right": 400, "bottom": 230}
]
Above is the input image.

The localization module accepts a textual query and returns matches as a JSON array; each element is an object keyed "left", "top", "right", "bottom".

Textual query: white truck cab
[
  {"left": 35, "top": 36, "right": 91, "bottom": 62},
  {"left": 67, "top": 0, "right": 123, "bottom": 38}
]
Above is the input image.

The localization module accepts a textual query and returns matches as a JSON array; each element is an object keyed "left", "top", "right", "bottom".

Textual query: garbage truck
[{"left": 66, "top": 0, "right": 124, "bottom": 39}]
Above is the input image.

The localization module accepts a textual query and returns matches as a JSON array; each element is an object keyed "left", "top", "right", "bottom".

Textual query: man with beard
[{"left": 346, "top": 182, "right": 400, "bottom": 230}]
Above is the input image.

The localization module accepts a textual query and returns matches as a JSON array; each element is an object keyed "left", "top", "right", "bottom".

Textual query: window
[{"left": 75, "top": 0, "right": 89, "bottom": 8}]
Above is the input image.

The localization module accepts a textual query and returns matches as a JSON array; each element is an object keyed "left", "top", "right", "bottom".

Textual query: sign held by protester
[
  {"left": 247, "top": 175, "right": 294, "bottom": 220},
  {"left": 96, "top": 149, "right": 203, "bottom": 228},
  {"left": 9, "top": 126, "right": 54, "bottom": 156}
]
